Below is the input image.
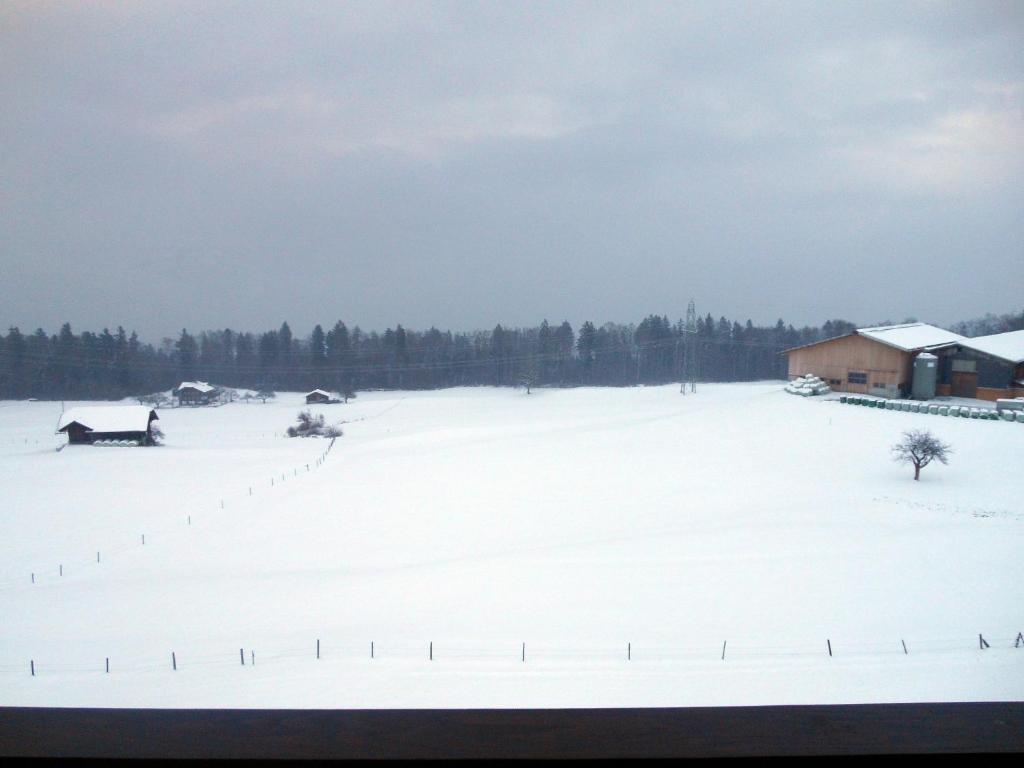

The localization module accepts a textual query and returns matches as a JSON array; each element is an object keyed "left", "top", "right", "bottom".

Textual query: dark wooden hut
[{"left": 57, "top": 406, "right": 159, "bottom": 445}]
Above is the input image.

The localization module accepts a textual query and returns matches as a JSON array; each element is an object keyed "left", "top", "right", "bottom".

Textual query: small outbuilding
[
  {"left": 57, "top": 406, "right": 159, "bottom": 445},
  {"left": 176, "top": 381, "right": 217, "bottom": 406},
  {"left": 305, "top": 389, "right": 333, "bottom": 405}
]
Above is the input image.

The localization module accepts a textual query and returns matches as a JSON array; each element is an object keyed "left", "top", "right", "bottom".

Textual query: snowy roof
[
  {"left": 855, "top": 323, "right": 966, "bottom": 352},
  {"left": 305, "top": 389, "right": 331, "bottom": 397},
  {"left": 958, "top": 330, "right": 1024, "bottom": 364},
  {"left": 58, "top": 406, "right": 157, "bottom": 433},
  {"left": 178, "top": 381, "right": 216, "bottom": 393}
]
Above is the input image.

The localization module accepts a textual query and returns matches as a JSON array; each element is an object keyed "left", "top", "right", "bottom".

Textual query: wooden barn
[
  {"left": 305, "top": 389, "right": 333, "bottom": 404},
  {"left": 783, "top": 323, "right": 967, "bottom": 398},
  {"left": 57, "top": 406, "right": 159, "bottom": 445},
  {"left": 176, "top": 381, "right": 217, "bottom": 406}
]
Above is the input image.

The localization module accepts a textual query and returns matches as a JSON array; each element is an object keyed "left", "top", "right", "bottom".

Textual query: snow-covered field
[{"left": 1, "top": 383, "right": 1021, "bottom": 708}]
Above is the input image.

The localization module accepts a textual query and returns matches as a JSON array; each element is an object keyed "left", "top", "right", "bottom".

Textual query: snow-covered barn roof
[
  {"left": 854, "top": 323, "right": 967, "bottom": 352},
  {"left": 177, "top": 381, "right": 216, "bottom": 393},
  {"left": 58, "top": 406, "right": 157, "bottom": 433},
  {"left": 305, "top": 389, "right": 331, "bottom": 397},
  {"left": 958, "top": 330, "right": 1024, "bottom": 364}
]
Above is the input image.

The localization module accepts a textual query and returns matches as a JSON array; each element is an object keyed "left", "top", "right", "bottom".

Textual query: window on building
[{"left": 848, "top": 372, "right": 867, "bottom": 384}]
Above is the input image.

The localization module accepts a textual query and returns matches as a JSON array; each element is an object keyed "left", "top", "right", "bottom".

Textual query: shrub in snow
[
  {"left": 891, "top": 429, "right": 952, "bottom": 481},
  {"left": 286, "top": 410, "right": 342, "bottom": 439}
]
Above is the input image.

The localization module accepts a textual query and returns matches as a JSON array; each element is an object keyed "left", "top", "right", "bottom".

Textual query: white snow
[
  {"left": 177, "top": 381, "right": 216, "bottom": 393},
  {"left": 1, "top": 384, "right": 1022, "bottom": 708},
  {"left": 961, "top": 329, "right": 1024, "bottom": 364},
  {"left": 305, "top": 389, "right": 332, "bottom": 398},
  {"left": 856, "top": 323, "right": 966, "bottom": 352},
  {"left": 57, "top": 405, "right": 157, "bottom": 434}
]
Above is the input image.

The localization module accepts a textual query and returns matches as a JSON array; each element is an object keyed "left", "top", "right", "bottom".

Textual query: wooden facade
[
  {"left": 786, "top": 334, "right": 912, "bottom": 397},
  {"left": 177, "top": 386, "right": 215, "bottom": 405},
  {"left": 305, "top": 391, "right": 331, "bottom": 405}
]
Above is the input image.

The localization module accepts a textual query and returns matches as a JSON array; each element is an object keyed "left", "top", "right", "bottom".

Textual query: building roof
[
  {"left": 178, "top": 381, "right": 216, "bottom": 393},
  {"left": 958, "top": 329, "right": 1024, "bottom": 364},
  {"left": 305, "top": 389, "right": 331, "bottom": 397},
  {"left": 58, "top": 406, "right": 157, "bottom": 434},
  {"left": 854, "top": 323, "right": 967, "bottom": 353}
]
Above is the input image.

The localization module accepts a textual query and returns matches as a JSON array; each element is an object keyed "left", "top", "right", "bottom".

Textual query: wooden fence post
[
  {"left": 30, "top": 660, "right": 35, "bottom": 677},
  {"left": 240, "top": 648, "right": 245, "bottom": 666},
  {"left": 522, "top": 642, "right": 525, "bottom": 662},
  {"left": 106, "top": 657, "right": 110, "bottom": 673},
  {"left": 1016, "top": 632, "right": 1023, "bottom": 648},
  {"left": 902, "top": 639, "right": 908, "bottom": 655},
  {"left": 827, "top": 639, "right": 832, "bottom": 657},
  {"left": 722, "top": 641, "right": 727, "bottom": 660},
  {"left": 430, "top": 641, "right": 433, "bottom": 661},
  {"left": 317, "top": 639, "right": 320, "bottom": 659},
  {"left": 979, "top": 634, "right": 990, "bottom": 649}
]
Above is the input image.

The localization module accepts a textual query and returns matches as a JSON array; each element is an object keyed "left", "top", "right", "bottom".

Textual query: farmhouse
[
  {"left": 785, "top": 323, "right": 1024, "bottom": 401},
  {"left": 57, "top": 406, "right": 159, "bottom": 445},
  {"left": 176, "top": 381, "right": 216, "bottom": 406},
  {"left": 305, "top": 389, "right": 333, "bottom": 405},
  {"left": 784, "top": 323, "right": 966, "bottom": 398}
]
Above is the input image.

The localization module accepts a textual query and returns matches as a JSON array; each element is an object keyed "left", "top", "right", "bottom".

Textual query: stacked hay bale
[{"left": 785, "top": 374, "right": 831, "bottom": 397}]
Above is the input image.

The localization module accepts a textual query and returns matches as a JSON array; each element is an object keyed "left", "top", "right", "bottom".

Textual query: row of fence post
[
  {"left": 26, "top": 435, "right": 336, "bottom": 586},
  {"left": 22, "top": 633, "right": 1023, "bottom": 676}
]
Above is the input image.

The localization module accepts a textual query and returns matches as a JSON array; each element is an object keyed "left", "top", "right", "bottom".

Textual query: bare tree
[
  {"left": 138, "top": 392, "right": 169, "bottom": 408},
  {"left": 892, "top": 429, "right": 952, "bottom": 481},
  {"left": 517, "top": 370, "right": 537, "bottom": 394}
]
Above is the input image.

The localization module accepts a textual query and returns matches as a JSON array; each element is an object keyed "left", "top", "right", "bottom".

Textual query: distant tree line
[{"left": 0, "top": 309, "right": 1020, "bottom": 401}]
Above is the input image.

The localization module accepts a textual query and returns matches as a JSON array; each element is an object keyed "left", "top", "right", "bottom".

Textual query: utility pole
[{"left": 682, "top": 299, "right": 698, "bottom": 393}]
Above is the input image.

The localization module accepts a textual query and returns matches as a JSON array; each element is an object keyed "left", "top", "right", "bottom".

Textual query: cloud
[
  {"left": 145, "top": 87, "right": 589, "bottom": 162},
  {"left": 833, "top": 104, "right": 1024, "bottom": 194}
]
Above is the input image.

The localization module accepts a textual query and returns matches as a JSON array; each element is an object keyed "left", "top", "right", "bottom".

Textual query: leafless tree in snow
[{"left": 892, "top": 429, "right": 952, "bottom": 481}]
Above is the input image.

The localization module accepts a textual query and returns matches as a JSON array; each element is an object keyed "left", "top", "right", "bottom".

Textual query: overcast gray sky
[{"left": 2, "top": 0, "right": 1022, "bottom": 342}]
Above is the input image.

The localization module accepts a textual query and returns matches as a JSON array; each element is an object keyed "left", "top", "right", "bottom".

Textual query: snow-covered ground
[{"left": 0, "top": 383, "right": 1021, "bottom": 708}]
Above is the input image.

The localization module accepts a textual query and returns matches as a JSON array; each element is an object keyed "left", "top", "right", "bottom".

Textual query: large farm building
[{"left": 785, "top": 323, "right": 1024, "bottom": 401}]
